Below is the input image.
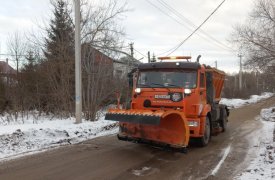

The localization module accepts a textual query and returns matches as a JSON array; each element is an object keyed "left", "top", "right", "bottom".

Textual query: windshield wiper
[
  {"left": 150, "top": 83, "right": 171, "bottom": 91},
  {"left": 165, "top": 83, "right": 182, "bottom": 88},
  {"left": 137, "top": 83, "right": 156, "bottom": 90},
  {"left": 137, "top": 83, "right": 150, "bottom": 87}
]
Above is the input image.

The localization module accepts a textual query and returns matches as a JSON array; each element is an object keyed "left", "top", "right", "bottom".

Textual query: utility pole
[
  {"left": 16, "top": 53, "right": 19, "bottom": 77},
  {"left": 6, "top": 58, "right": 10, "bottom": 88},
  {"left": 214, "top": 60, "right": 217, "bottom": 68},
  {"left": 256, "top": 71, "right": 259, "bottom": 93},
  {"left": 238, "top": 54, "right": 243, "bottom": 91},
  {"left": 148, "top": 51, "right": 151, "bottom": 63},
  {"left": 74, "top": 0, "right": 82, "bottom": 123},
  {"left": 129, "top": 43, "right": 134, "bottom": 58},
  {"left": 152, "top": 53, "right": 156, "bottom": 62}
]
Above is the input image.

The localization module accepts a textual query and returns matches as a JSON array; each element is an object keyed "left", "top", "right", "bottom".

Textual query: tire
[
  {"left": 197, "top": 117, "right": 211, "bottom": 147},
  {"left": 220, "top": 108, "right": 228, "bottom": 132}
]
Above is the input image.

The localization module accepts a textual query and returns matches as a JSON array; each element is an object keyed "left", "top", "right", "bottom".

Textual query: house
[
  {"left": 82, "top": 44, "right": 114, "bottom": 77},
  {"left": 267, "top": 60, "right": 275, "bottom": 73},
  {"left": 113, "top": 56, "right": 141, "bottom": 78},
  {"left": 0, "top": 60, "right": 16, "bottom": 75},
  {"left": 82, "top": 44, "right": 141, "bottom": 79},
  {"left": 0, "top": 60, "right": 16, "bottom": 84}
]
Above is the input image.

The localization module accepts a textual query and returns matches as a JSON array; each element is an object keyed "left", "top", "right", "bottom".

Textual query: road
[{"left": 0, "top": 97, "right": 274, "bottom": 180}]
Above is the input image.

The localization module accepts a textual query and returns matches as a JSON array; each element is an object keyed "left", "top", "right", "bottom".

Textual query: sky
[{"left": 0, "top": 0, "right": 255, "bottom": 73}]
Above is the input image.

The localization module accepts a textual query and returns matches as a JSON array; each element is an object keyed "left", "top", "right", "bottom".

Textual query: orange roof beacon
[{"left": 105, "top": 55, "right": 229, "bottom": 152}]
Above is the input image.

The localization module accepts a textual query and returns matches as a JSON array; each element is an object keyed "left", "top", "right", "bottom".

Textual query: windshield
[{"left": 137, "top": 70, "right": 197, "bottom": 88}]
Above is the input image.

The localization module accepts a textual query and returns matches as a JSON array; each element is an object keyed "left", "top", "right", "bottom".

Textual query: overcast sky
[{"left": 0, "top": 0, "right": 255, "bottom": 73}]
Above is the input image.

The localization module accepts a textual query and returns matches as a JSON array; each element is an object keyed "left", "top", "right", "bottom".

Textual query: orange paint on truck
[{"left": 105, "top": 56, "right": 229, "bottom": 150}]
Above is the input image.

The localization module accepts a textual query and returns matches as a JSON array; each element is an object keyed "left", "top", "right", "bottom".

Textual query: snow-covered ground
[
  {"left": 236, "top": 107, "right": 275, "bottom": 180},
  {"left": 220, "top": 92, "right": 274, "bottom": 109},
  {"left": 0, "top": 111, "right": 118, "bottom": 161},
  {"left": 0, "top": 92, "right": 273, "bottom": 162}
]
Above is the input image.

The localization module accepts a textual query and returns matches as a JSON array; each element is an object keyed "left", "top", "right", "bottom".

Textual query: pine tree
[
  {"left": 44, "top": 0, "right": 74, "bottom": 60},
  {"left": 43, "top": 0, "right": 75, "bottom": 115}
]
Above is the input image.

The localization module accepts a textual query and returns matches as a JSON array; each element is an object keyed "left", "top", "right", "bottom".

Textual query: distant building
[
  {"left": 267, "top": 60, "right": 275, "bottom": 73},
  {"left": 113, "top": 56, "right": 141, "bottom": 78},
  {"left": 82, "top": 44, "right": 114, "bottom": 78},
  {"left": 81, "top": 44, "right": 141, "bottom": 79},
  {"left": 0, "top": 60, "right": 16, "bottom": 75},
  {"left": 0, "top": 60, "right": 16, "bottom": 83}
]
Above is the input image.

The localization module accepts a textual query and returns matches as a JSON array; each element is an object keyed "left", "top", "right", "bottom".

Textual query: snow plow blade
[
  {"left": 105, "top": 109, "right": 190, "bottom": 148},
  {"left": 105, "top": 109, "right": 162, "bottom": 125}
]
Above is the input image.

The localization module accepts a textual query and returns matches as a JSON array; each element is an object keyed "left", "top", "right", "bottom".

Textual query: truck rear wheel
[
  {"left": 196, "top": 117, "right": 211, "bottom": 147},
  {"left": 220, "top": 108, "right": 228, "bottom": 132}
]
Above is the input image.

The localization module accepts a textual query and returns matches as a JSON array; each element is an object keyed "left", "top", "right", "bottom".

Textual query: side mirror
[
  {"left": 128, "top": 74, "right": 133, "bottom": 87},
  {"left": 128, "top": 68, "right": 137, "bottom": 88}
]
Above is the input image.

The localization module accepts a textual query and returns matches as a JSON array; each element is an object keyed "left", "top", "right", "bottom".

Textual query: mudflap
[{"left": 105, "top": 109, "right": 190, "bottom": 148}]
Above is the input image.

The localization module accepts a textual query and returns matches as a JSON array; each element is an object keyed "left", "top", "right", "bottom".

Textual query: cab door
[{"left": 199, "top": 72, "right": 207, "bottom": 105}]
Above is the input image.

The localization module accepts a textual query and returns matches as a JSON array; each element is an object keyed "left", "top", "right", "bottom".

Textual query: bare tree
[
  {"left": 6, "top": 32, "right": 27, "bottom": 120},
  {"left": 232, "top": 0, "right": 275, "bottom": 71},
  {"left": 80, "top": 0, "right": 127, "bottom": 120},
  {"left": 2, "top": 0, "right": 128, "bottom": 121},
  {"left": 7, "top": 32, "right": 26, "bottom": 76}
]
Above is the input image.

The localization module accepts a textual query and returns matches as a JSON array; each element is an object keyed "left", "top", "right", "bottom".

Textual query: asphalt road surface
[{"left": 0, "top": 96, "right": 274, "bottom": 180}]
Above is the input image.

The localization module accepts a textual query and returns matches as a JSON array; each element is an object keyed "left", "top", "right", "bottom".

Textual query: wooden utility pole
[
  {"left": 238, "top": 54, "right": 243, "bottom": 91},
  {"left": 74, "top": 0, "right": 82, "bottom": 123},
  {"left": 129, "top": 43, "right": 134, "bottom": 58},
  {"left": 148, "top": 51, "right": 151, "bottom": 63},
  {"left": 151, "top": 53, "right": 156, "bottom": 62}
]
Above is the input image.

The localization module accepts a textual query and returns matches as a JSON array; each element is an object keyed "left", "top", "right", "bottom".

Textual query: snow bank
[
  {"left": 261, "top": 107, "right": 275, "bottom": 122},
  {"left": 0, "top": 112, "right": 118, "bottom": 161},
  {"left": 236, "top": 107, "right": 275, "bottom": 179},
  {"left": 220, "top": 92, "right": 274, "bottom": 109}
]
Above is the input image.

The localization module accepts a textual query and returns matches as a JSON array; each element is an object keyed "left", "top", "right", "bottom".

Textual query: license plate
[{"left": 154, "top": 94, "right": 170, "bottom": 99}]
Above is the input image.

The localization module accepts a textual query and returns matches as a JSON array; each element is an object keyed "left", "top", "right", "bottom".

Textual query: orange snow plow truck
[{"left": 105, "top": 56, "right": 229, "bottom": 151}]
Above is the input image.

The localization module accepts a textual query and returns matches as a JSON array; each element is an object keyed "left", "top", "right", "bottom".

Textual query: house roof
[
  {"left": 114, "top": 56, "right": 141, "bottom": 66},
  {"left": 82, "top": 44, "right": 115, "bottom": 65},
  {"left": 0, "top": 61, "right": 16, "bottom": 74}
]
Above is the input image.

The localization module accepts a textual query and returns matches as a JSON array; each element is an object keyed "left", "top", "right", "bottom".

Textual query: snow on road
[
  {"left": 236, "top": 107, "right": 275, "bottom": 180},
  {"left": 0, "top": 92, "right": 273, "bottom": 162},
  {"left": 220, "top": 92, "right": 274, "bottom": 109},
  {"left": 0, "top": 112, "right": 118, "bottom": 161}
]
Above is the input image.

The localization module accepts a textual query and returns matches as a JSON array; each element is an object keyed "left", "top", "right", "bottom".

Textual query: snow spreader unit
[{"left": 105, "top": 56, "right": 229, "bottom": 150}]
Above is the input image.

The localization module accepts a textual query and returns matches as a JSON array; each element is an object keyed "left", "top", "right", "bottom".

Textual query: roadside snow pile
[
  {"left": 261, "top": 107, "right": 275, "bottom": 122},
  {"left": 0, "top": 113, "right": 118, "bottom": 161},
  {"left": 237, "top": 107, "right": 275, "bottom": 180},
  {"left": 220, "top": 92, "right": 274, "bottom": 109}
]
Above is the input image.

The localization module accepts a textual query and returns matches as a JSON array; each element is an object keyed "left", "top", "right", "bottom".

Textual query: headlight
[
  {"left": 134, "top": 88, "right": 141, "bottom": 94},
  {"left": 188, "top": 121, "right": 199, "bottom": 127},
  {"left": 184, "top": 89, "right": 192, "bottom": 95}
]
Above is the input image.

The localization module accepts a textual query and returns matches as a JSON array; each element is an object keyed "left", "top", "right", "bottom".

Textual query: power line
[
  {"left": 144, "top": 0, "right": 232, "bottom": 55},
  {"left": 0, "top": 53, "right": 28, "bottom": 57},
  {"left": 162, "top": 0, "right": 227, "bottom": 56},
  {"left": 134, "top": 49, "right": 147, "bottom": 58},
  {"left": 156, "top": 0, "right": 234, "bottom": 52},
  {"left": 145, "top": 0, "right": 231, "bottom": 53},
  {"left": 144, "top": 0, "right": 194, "bottom": 31}
]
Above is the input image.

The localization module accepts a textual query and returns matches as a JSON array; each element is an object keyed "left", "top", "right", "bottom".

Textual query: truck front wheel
[{"left": 197, "top": 117, "right": 211, "bottom": 147}]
